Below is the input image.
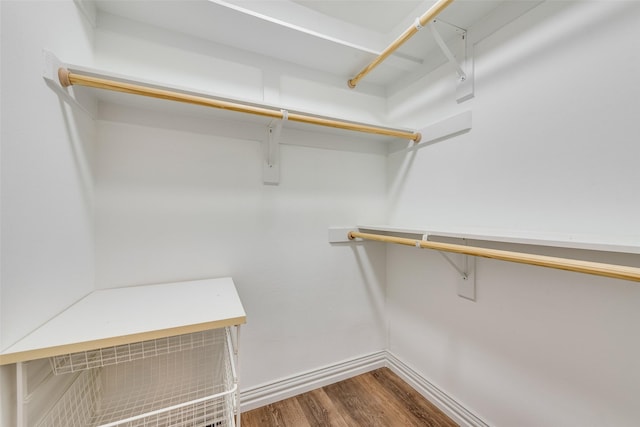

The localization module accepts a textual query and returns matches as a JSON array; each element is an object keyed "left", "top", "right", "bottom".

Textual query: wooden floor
[{"left": 241, "top": 368, "right": 458, "bottom": 427}]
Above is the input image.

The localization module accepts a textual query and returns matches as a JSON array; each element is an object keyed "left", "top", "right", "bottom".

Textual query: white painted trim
[
  {"left": 240, "top": 351, "right": 386, "bottom": 411},
  {"left": 239, "top": 350, "right": 489, "bottom": 427},
  {"left": 385, "top": 352, "right": 490, "bottom": 427}
]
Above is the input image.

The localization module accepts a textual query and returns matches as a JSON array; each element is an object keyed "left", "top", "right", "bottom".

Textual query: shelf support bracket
[
  {"left": 424, "top": 234, "right": 476, "bottom": 301},
  {"left": 263, "top": 110, "right": 287, "bottom": 185},
  {"left": 429, "top": 21, "right": 466, "bottom": 82},
  {"left": 429, "top": 20, "right": 474, "bottom": 103}
]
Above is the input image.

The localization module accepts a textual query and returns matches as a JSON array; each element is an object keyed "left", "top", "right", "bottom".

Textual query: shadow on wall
[
  {"left": 349, "top": 242, "right": 387, "bottom": 335},
  {"left": 386, "top": 146, "right": 418, "bottom": 221},
  {"left": 475, "top": 1, "right": 639, "bottom": 90},
  {"left": 44, "top": 76, "right": 95, "bottom": 220}
]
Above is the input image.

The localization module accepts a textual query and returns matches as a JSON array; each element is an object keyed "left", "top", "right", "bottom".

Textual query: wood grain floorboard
[
  {"left": 241, "top": 368, "right": 458, "bottom": 427},
  {"left": 243, "top": 395, "right": 308, "bottom": 427},
  {"left": 322, "top": 375, "right": 391, "bottom": 426},
  {"left": 353, "top": 369, "right": 443, "bottom": 427},
  {"left": 295, "top": 388, "right": 351, "bottom": 427},
  {"left": 369, "top": 368, "right": 457, "bottom": 427}
]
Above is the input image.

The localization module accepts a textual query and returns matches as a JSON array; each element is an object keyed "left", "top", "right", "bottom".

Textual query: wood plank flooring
[{"left": 241, "top": 368, "right": 458, "bottom": 427}]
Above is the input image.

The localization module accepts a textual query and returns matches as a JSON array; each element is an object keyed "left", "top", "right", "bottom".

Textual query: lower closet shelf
[{"left": 38, "top": 328, "right": 237, "bottom": 427}]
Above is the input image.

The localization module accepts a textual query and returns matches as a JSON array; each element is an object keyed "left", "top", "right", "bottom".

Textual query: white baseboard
[
  {"left": 240, "top": 351, "right": 387, "bottom": 412},
  {"left": 239, "top": 350, "right": 489, "bottom": 427},
  {"left": 385, "top": 352, "right": 489, "bottom": 427}
]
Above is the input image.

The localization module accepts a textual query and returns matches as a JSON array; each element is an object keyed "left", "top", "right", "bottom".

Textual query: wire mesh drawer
[
  {"left": 50, "top": 330, "right": 220, "bottom": 375},
  {"left": 37, "top": 328, "right": 237, "bottom": 427}
]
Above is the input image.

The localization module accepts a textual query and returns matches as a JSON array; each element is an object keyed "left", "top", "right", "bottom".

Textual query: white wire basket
[
  {"left": 50, "top": 330, "right": 220, "bottom": 375},
  {"left": 37, "top": 328, "right": 237, "bottom": 427}
]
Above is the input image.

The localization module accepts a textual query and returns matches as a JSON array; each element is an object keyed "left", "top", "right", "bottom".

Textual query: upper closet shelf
[
  {"left": 0, "top": 278, "right": 246, "bottom": 365},
  {"left": 357, "top": 225, "right": 640, "bottom": 255}
]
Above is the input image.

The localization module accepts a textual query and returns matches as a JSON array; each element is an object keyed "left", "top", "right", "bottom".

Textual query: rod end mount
[
  {"left": 347, "top": 79, "right": 357, "bottom": 89},
  {"left": 58, "top": 68, "right": 71, "bottom": 87},
  {"left": 413, "top": 132, "right": 422, "bottom": 143}
]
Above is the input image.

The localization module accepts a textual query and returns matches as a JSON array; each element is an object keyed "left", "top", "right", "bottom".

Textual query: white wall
[
  {"left": 91, "top": 15, "right": 390, "bottom": 389},
  {"left": 0, "top": 0, "right": 96, "bottom": 424},
  {"left": 0, "top": 2, "right": 389, "bottom": 422},
  {"left": 386, "top": 2, "right": 640, "bottom": 426},
  {"left": 94, "top": 106, "right": 389, "bottom": 388},
  {"left": 93, "top": 12, "right": 388, "bottom": 125},
  {"left": 0, "top": 0, "right": 95, "bottom": 352},
  {"left": 4, "top": 1, "right": 640, "bottom": 426}
]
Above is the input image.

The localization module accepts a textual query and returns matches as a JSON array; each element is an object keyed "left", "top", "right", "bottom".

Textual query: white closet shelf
[
  {"left": 357, "top": 225, "right": 640, "bottom": 255},
  {"left": 350, "top": 226, "right": 640, "bottom": 283},
  {"left": 0, "top": 277, "right": 246, "bottom": 365},
  {"left": 43, "top": 51, "right": 419, "bottom": 143}
]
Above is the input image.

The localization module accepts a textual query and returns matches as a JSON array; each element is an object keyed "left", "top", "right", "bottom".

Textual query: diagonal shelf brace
[
  {"left": 428, "top": 20, "right": 474, "bottom": 103},
  {"left": 429, "top": 21, "right": 467, "bottom": 82},
  {"left": 424, "top": 234, "right": 476, "bottom": 301},
  {"left": 438, "top": 251, "right": 468, "bottom": 278}
]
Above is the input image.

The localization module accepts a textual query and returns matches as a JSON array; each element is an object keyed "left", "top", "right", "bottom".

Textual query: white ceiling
[{"left": 93, "top": 0, "right": 513, "bottom": 87}]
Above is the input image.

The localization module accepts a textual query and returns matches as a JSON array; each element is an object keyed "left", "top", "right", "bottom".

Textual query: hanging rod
[
  {"left": 57, "top": 68, "right": 421, "bottom": 142},
  {"left": 348, "top": 0, "right": 455, "bottom": 89},
  {"left": 348, "top": 231, "right": 640, "bottom": 283}
]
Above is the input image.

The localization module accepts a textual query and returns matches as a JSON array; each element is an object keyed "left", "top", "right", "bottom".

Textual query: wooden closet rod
[
  {"left": 58, "top": 68, "right": 421, "bottom": 142},
  {"left": 348, "top": 231, "right": 640, "bottom": 282},
  {"left": 348, "top": 0, "right": 455, "bottom": 89}
]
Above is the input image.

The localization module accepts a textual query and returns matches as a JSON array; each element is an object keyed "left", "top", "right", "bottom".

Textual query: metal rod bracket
[
  {"left": 428, "top": 20, "right": 475, "bottom": 103},
  {"left": 424, "top": 234, "right": 476, "bottom": 301},
  {"left": 429, "top": 21, "right": 467, "bottom": 82},
  {"left": 263, "top": 110, "right": 287, "bottom": 185}
]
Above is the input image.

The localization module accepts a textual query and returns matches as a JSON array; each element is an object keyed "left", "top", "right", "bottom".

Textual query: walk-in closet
[{"left": 1, "top": 1, "right": 639, "bottom": 426}]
